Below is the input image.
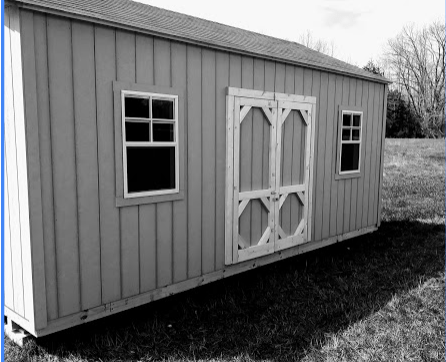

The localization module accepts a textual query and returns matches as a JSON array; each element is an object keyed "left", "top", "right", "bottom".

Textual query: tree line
[
  {"left": 301, "top": 21, "right": 445, "bottom": 138},
  {"left": 364, "top": 21, "right": 445, "bottom": 138}
]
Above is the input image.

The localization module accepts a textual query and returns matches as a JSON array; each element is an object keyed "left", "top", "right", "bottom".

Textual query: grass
[{"left": 5, "top": 138, "right": 445, "bottom": 362}]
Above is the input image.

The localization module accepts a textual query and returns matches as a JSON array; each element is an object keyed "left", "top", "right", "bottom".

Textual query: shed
[{"left": 4, "top": 0, "right": 390, "bottom": 339}]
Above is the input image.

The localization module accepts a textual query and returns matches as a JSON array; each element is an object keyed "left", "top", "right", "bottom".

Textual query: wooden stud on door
[
  {"left": 306, "top": 104, "right": 316, "bottom": 242},
  {"left": 224, "top": 95, "right": 235, "bottom": 265},
  {"left": 273, "top": 107, "right": 282, "bottom": 248},
  {"left": 269, "top": 104, "right": 278, "bottom": 245},
  {"left": 232, "top": 97, "right": 241, "bottom": 263}
]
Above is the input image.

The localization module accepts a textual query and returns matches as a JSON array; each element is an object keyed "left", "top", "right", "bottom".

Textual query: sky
[{"left": 134, "top": 0, "right": 444, "bottom": 67}]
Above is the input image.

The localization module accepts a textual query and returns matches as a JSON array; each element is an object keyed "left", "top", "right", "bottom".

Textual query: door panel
[
  {"left": 274, "top": 102, "right": 313, "bottom": 251},
  {"left": 225, "top": 89, "right": 315, "bottom": 265},
  {"left": 239, "top": 108, "right": 271, "bottom": 248},
  {"left": 232, "top": 97, "right": 277, "bottom": 263}
]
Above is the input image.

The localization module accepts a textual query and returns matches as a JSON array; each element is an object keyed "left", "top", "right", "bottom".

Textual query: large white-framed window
[
  {"left": 336, "top": 107, "right": 363, "bottom": 179},
  {"left": 121, "top": 90, "right": 179, "bottom": 198}
]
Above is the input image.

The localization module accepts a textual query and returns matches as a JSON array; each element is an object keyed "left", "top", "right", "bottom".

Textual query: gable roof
[{"left": 11, "top": 0, "right": 390, "bottom": 84}]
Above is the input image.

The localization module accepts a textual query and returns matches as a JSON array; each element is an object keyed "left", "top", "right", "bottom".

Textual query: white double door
[{"left": 225, "top": 92, "right": 315, "bottom": 265}]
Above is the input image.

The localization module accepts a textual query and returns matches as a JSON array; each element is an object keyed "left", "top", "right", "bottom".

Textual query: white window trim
[
  {"left": 338, "top": 110, "right": 363, "bottom": 176},
  {"left": 121, "top": 90, "right": 180, "bottom": 199}
]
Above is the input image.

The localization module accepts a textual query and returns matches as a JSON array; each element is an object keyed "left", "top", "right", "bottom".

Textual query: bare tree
[
  {"left": 298, "top": 30, "right": 336, "bottom": 57},
  {"left": 385, "top": 21, "right": 445, "bottom": 137}
]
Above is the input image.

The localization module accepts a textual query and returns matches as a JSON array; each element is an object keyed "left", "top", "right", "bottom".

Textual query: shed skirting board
[{"left": 23, "top": 225, "right": 379, "bottom": 338}]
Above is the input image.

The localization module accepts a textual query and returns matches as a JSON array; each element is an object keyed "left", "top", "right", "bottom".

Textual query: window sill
[
  {"left": 116, "top": 190, "right": 185, "bottom": 207},
  {"left": 334, "top": 172, "right": 362, "bottom": 181}
]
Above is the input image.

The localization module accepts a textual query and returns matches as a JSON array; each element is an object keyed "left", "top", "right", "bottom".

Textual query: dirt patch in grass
[{"left": 5, "top": 139, "right": 445, "bottom": 361}]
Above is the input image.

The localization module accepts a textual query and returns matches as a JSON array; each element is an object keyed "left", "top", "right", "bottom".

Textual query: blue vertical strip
[{"left": 1, "top": 0, "right": 4, "bottom": 359}]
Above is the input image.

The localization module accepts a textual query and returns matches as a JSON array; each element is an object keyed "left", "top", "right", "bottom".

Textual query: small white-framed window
[
  {"left": 121, "top": 90, "right": 179, "bottom": 198},
  {"left": 338, "top": 110, "right": 363, "bottom": 176}
]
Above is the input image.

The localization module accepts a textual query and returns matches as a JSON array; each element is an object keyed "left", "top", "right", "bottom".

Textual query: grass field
[{"left": 5, "top": 138, "right": 445, "bottom": 362}]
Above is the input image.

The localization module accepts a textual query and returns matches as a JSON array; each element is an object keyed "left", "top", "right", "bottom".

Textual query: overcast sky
[{"left": 134, "top": 0, "right": 444, "bottom": 67}]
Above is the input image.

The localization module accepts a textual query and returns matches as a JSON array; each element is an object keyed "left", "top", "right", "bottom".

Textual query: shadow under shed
[{"left": 9, "top": 219, "right": 443, "bottom": 361}]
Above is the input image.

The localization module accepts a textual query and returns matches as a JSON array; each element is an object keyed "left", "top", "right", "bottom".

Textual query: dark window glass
[
  {"left": 127, "top": 147, "right": 175, "bottom": 193},
  {"left": 353, "top": 114, "right": 361, "bottom": 127},
  {"left": 352, "top": 129, "right": 360, "bottom": 140},
  {"left": 342, "top": 113, "right": 351, "bottom": 126},
  {"left": 125, "top": 97, "right": 150, "bottom": 118},
  {"left": 342, "top": 129, "right": 350, "bottom": 140},
  {"left": 125, "top": 121, "right": 151, "bottom": 142},
  {"left": 340, "top": 144, "right": 360, "bottom": 172},
  {"left": 153, "top": 122, "right": 174, "bottom": 142},
  {"left": 152, "top": 99, "right": 174, "bottom": 119}
]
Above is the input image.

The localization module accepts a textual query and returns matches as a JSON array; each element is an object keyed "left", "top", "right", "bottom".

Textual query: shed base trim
[{"left": 33, "top": 225, "right": 377, "bottom": 338}]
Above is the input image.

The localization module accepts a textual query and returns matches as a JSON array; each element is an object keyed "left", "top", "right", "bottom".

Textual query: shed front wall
[{"left": 18, "top": 9, "right": 387, "bottom": 327}]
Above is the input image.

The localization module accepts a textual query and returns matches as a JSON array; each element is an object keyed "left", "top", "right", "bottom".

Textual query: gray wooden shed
[{"left": 4, "top": 0, "right": 390, "bottom": 339}]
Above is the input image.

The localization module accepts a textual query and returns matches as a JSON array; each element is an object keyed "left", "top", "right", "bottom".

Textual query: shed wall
[{"left": 19, "top": 9, "right": 387, "bottom": 323}]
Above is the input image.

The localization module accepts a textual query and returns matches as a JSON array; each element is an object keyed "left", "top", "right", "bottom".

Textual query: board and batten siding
[{"left": 16, "top": 9, "right": 387, "bottom": 325}]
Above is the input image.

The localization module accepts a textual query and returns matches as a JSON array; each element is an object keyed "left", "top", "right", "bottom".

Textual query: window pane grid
[
  {"left": 340, "top": 131, "right": 361, "bottom": 142},
  {"left": 339, "top": 111, "right": 362, "bottom": 175},
  {"left": 122, "top": 90, "right": 179, "bottom": 198},
  {"left": 340, "top": 113, "right": 362, "bottom": 143},
  {"left": 124, "top": 95, "right": 177, "bottom": 144}
]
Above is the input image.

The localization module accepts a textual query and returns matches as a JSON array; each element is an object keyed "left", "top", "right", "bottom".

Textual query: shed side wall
[{"left": 21, "top": 10, "right": 386, "bottom": 322}]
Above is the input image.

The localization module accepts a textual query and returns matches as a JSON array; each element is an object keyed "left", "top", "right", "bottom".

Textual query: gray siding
[{"left": 20, "top": 10, "right": 387, "bottom": 323}]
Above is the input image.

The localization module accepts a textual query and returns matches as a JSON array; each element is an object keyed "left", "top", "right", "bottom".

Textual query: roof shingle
[{"left": 12, "top": 0, "right": 390, "bottom": 83}]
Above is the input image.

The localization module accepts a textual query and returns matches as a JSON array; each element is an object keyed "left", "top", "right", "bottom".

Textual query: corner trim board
[{"left": 377, "top": 85, "right": 388, "bottom": 226}]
